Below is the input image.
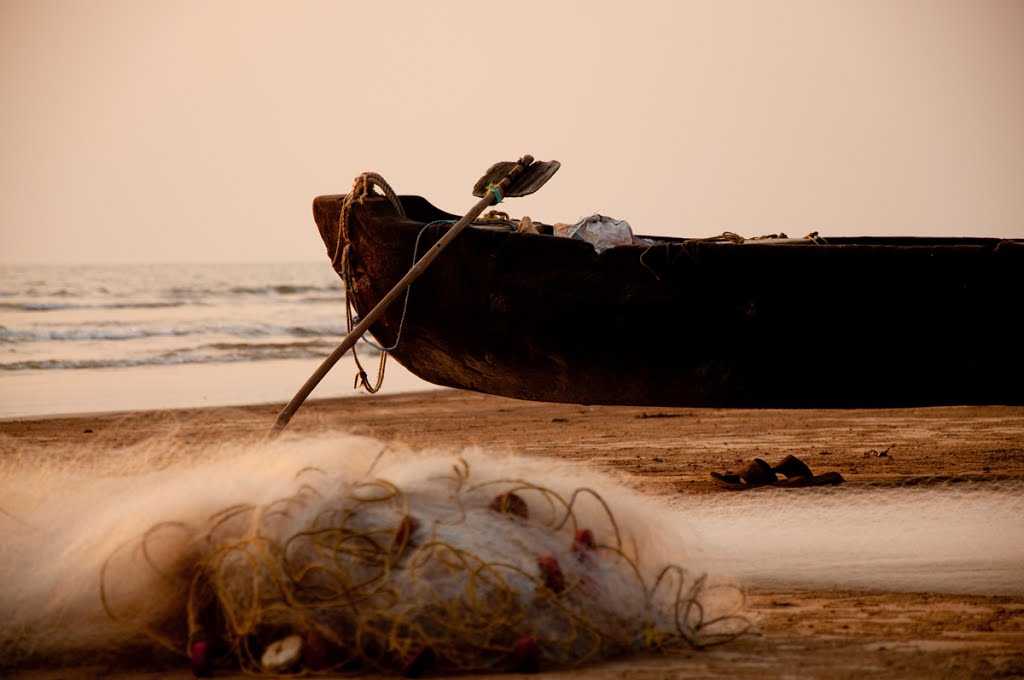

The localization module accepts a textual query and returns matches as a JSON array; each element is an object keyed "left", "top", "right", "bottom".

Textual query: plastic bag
[{"left": 553, "top": 214, "right": 635, "bottom": 253}]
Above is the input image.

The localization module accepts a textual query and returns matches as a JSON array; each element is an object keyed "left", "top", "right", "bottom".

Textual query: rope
[
  {"left": 332, "top": 172, "right": 404, "bottom": 393},
  {"left": 331, "top": 172, "right": 406, "bottom": 269},
  {"left": 688, "top": 231, "right": 824, "bottom": 244},
  {"left": 692, "top": 231, "right": 747, "bottom": 244},
  {"left": 335, "top": 171, "right": 455, "bottom": 392},
  {"left": 348, "top": 220, "right": 455, "bottom": 358}
]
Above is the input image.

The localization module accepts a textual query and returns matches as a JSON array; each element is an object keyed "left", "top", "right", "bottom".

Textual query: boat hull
[{"left": 314, "top": 193, "right": 1024, "bottom": 407}]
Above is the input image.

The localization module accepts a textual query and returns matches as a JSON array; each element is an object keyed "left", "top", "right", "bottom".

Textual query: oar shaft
[{"left": 271, "top": 192, "right": 495, "bottom": 434}]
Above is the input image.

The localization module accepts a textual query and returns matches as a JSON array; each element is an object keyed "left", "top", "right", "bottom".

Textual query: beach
[
  {"left": 3, "top": 390, "right": 1023, "bottom": 678},
  {"left": 5, "top": 0, "right": 1024, "bottom": 677}
]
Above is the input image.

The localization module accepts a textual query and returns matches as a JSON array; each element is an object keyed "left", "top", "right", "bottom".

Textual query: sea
[{"left": 0, "top": 263, "right": 432, "bottom": 418}]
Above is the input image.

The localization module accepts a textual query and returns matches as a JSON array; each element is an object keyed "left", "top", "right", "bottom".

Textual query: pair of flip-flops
[{"left": 710, "top": 454, "right": 844, "bottom": 490}]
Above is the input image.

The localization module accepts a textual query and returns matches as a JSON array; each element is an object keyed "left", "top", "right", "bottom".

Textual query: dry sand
[{"left": 2, "top": 390, "right": 1023, "bottom": 678}]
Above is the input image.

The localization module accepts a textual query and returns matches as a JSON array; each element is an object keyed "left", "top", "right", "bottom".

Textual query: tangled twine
[{"left": 100, "top": 458, "right": 751, "bottom": 676}]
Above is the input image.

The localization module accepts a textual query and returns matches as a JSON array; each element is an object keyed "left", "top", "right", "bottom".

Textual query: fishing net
[{"left": 99, "top": 453, "right": 749, "bottom": 675}]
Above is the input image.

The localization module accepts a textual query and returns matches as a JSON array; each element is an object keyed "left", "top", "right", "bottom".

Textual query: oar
[{"left": 271, "top": 155, "right": 560, "bottom": 435}]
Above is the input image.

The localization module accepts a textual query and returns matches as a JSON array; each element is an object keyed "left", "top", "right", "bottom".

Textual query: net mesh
[{"left": 100, "top": 456, "right": 749, "bottom": 675}]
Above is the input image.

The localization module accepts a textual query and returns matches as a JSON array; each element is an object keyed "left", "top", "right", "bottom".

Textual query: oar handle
[{"left": 271, "top": 157, "right": 534, "bottom": 435}]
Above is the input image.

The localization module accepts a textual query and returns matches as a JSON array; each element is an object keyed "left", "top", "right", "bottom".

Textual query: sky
[{"left": 2, "top": 0, "right": 1022, "bottom": 263}]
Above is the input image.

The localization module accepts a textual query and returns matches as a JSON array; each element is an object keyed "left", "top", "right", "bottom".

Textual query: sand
[{"left": 2, "top": 390, "right": 1023, "bottom": 678}]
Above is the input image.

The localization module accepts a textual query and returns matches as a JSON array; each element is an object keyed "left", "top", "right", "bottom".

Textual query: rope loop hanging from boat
[
  {"left": 333, "top": 171, "right": 458, "bottom": 394},
  {"left": 332, "top": 172, "right": 406, "bottom": 394},
  {"left": 341, "top": 243, "right": 388, "bottom": 393},
  {"left": 342, "top": 219, "right": 456, "bottom": 393}
]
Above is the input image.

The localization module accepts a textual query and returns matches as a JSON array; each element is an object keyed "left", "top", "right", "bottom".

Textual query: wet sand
[
  {"left": 0, "top": 354, "right": 435, "bottom": 419},
  {"left": 3, "top": 391, "right": 1023, "bottom": 678}
]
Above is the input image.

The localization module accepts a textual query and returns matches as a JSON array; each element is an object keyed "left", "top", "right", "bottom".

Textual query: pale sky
[{"left": 2, "top": 0, "right": 1022, "bottom": 263}]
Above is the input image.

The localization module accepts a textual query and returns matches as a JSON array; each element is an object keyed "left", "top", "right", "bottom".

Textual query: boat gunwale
[{"left": 338, "top": 193, "right": 1020, "bottom": 253}]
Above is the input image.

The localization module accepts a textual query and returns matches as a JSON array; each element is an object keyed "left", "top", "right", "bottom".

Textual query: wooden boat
[{"left": 313, "top": 191, "right": 1023, "bottom": 407}]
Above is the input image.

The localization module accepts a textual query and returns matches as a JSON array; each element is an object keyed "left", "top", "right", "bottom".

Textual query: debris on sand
[{"left": 710, "top": 454, "right": 845, "bottom": 490}]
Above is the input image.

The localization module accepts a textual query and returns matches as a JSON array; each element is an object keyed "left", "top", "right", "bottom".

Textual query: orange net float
[
  {"left": 400, "top": 645, "right": 436, "bottom": 678},
  {"left": 572, "top": 528, "right": 597, "bottom": 553},
  {"left": 489, "top": 492, "right": 529, "bottom": 519},
  {"left": 509, "top": 635, "right": 541, "bottom": 673},
  {"left": 189, "top": 638, "right": 212, "bottom": 677},
  {"left": 536, "top": 555, "right": 566, "bottom": 594}
]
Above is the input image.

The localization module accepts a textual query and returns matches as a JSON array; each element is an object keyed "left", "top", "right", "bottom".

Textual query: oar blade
[{"left": 473, "top": 159, "right": 561, "bottom": 198}]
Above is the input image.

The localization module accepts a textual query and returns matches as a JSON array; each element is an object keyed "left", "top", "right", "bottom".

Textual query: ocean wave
[
  {"left": 294, "top": 295, "right": 345, "bottom": 305},
  {"left": 0, "top": 264, "right": 363, "bottom": 373},
  {"left": 166, "top": 284, "right": 342, "bottom": 298},
  {"left": 0, "top": 295, "right": 343, "bottom": 312},
  {"left": 0, "top": 322, "right": 346, "bottom": 344},
  {"left": 0, "top": 339, "right": 379, "bottom": 371},
  {"left": 230, "top": 285, "right": 334, "bottom": 295},
  {"left": 0, "top": 303, "right": 77, "bottom": 311},
  {"left": 0, "top": 301, "right": 193, "bottom": 312},
  {"left": 0, "top": 288, "right": 81, "bottom": 299},
  {"left": 0, "top": 286, "right": 342, "bottom": 308},
  {"left": 197, "top": 340, "right": 338, "bottom": 352}
]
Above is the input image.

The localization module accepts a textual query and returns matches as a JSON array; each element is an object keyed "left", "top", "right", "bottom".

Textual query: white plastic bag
[{"left": 554, "top": 214, "right": 635, "bottom": 253}]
